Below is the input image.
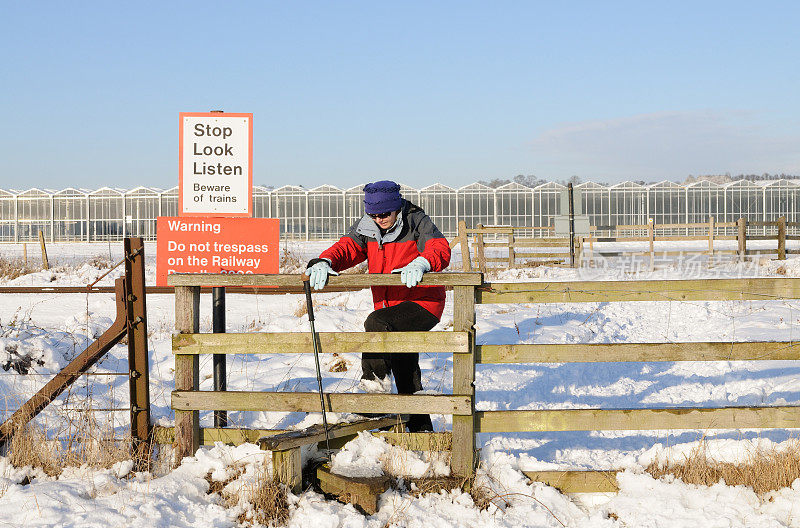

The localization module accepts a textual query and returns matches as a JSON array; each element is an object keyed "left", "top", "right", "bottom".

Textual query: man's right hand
[{"left": 307, "top": 260, "right": 339, "bottom": 290}]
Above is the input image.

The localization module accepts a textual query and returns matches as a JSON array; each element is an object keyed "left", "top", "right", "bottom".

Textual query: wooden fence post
[
  {"left": 451, "top": 284, "right": 476, "bottom": 477},
  {"left": 648, "top": 219, "right": 655, "bottom": 271},
  {"left": 475, "top": 224, "right": 487, "bottom": 273},
  {"left": 507, "top": 230, "right": 515, "bottom": 268},
  {"left": 778, "top": 216, "right": 786, "bottom": 260},
  {"left": 273, "top": 448, "right": 302, "bottom": 493},
  {"left": 458, "top": 220, "right": 472, "bottom": 272},
  {"left": 174, "top": 285, "right": 200, "bottom": 465},
  {"left": 738, "top": 218, "right": 747, "bottom": 261},
  {"left": 708, "top": 217, "right": 715, "bottom": 255},
  {"left": 38, "top": 230, "right": 49, "bottom": 270}
]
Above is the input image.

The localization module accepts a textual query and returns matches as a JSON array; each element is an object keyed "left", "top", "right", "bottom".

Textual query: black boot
[{"left": 406, "top": 414, "right": 433, "bottom": 432}]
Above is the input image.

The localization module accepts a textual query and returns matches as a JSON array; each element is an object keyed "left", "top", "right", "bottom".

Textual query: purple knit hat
[{"left": 363, "top": 180, "right": 403, "bottom": 214}]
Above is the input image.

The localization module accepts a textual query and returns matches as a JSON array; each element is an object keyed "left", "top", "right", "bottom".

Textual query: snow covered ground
[{"left": 2, "top": 240, "right": 800, "bottom": 527}]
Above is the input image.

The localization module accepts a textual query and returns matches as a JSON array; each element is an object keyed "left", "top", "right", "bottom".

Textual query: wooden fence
[
  {"left": 452, "top": 217, "right": 797, "bottom": 271},
  {"left": 451, "top": 221, "right": 582, "bottom": 271},
  {"left": 168, "top": 273, "right": 800, "bottom": 493},
  {"left": 475, "top": 278, "right": 800, "bottom": 491}
]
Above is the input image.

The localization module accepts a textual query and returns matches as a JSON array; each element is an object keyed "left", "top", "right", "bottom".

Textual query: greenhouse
[{"left": 0, "top": 180, "right": 798, "bottom": 241}]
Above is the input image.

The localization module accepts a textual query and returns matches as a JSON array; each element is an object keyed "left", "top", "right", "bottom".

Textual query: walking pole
[{"left": 303, "top": 277, "right": 332, "bottom": 456}]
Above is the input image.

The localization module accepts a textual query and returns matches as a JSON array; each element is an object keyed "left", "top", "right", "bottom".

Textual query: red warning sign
[{"left": 156, "top": 217, "right": 279, "bottom": 286}]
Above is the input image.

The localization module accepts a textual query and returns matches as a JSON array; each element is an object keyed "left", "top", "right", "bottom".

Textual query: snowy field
[{"left": 2, "top": 240, "right": 800, "bottom": 527}]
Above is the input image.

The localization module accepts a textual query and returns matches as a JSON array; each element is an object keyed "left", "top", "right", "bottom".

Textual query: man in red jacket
[{"left": 306, "top": 181, "right": 451, "bottom": 432}]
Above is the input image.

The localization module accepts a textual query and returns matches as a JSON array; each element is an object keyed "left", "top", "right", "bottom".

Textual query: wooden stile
[{"left": 168, "top": 270, "right": 800, "bottom": 494}]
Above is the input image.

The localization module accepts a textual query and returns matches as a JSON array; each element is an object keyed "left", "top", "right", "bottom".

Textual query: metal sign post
[{"left": 213, "top": 286, "right": 227, "bottom": 427}]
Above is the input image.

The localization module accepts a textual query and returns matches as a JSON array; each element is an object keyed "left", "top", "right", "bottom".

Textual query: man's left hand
[{"left": 391, "top": 256, "right": 432, "bottom": 288}]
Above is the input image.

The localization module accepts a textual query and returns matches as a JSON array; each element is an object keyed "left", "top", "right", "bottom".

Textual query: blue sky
[{"left": 2, "top": 1, "right": 799, "bottom": 191}]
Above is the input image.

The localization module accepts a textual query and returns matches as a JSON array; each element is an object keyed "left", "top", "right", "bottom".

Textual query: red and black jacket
[{"left": 311, "top": 200, "right": 451, "bottom": 319}]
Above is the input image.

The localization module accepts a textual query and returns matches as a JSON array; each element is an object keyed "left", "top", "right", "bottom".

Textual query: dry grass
[
  {"left": 379, "top": 434, "right": 564, "bottom": 524},
  {"left": 204, "top": 465, "right": 246, "bottom": 495},
  {"left": 87, "top": 255, "right": 113, "bottom": 270},
  {"left": 469, "top": 479, "right": 505, "bottom": 511},
  {"left": 776, "top": 265, "right": 788, "bottom": 275},
  {"left": 0, "top": 255, "right": 40, "bottom": 279},
  {"left": 203, "top": 462, "right": 290, "bottom": 527},
  {"left": 380, "top": 430, "right": 452, "bottom": 478},
  {"left": 294, "top": 296, "right": 336, "bottom": 318},
  {"left": 405, "top": 475, "right": 464, "bottom": 497},
  {"left": 514, "top": 258, "right": 563, "bottom": 269},
  {"left": 8, "top": 415, "right": 141, "bottom": 476},
  {"left": 279, "top": 246, "right": 304, "bottom": 273},
  {"left": 9, "top": 424, "right": 61, "bottom": 476},
  {"left": 645, "top": 439, "right": 800, "bottom": 495},
  {"left": 293, "top": 302, "right": 308, "bottom": 318},
  {"left": 280, "top": 240, "right": 369, "bottom": 275},
  {"left": 232, "top": 468, "right": 290, "bottom": 527},
  {"left": 400, "top": 473, "right": 538, "bottom": 515},
  {"left": 328, "top": 353, "right": 349, "bottom": 372}
]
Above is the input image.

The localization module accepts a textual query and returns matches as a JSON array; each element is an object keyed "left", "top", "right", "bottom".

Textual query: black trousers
[{"left": 362, "top": 301, "right": 439, "bottom": 432}]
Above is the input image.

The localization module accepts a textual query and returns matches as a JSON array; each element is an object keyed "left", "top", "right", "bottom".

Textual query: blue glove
[
  {"left": 391, "top": 256, "right": 431, "bottom": 288},
  {"left": 307, "top": 260, "right": 339, "bottom": 290}
]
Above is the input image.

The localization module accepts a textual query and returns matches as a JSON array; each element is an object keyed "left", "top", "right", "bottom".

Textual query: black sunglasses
[{"left": 368, "top": 211, "right": 393, "bottom": 219}]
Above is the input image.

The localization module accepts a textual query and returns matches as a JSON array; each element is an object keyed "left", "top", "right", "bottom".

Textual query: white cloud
[{"left": 529, "top": 111, "right": 800, "bottom": 182}]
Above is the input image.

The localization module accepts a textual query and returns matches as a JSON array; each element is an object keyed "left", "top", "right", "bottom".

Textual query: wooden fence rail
[{"left": 169, "top": 273, "right": 800, "bottom": 494}]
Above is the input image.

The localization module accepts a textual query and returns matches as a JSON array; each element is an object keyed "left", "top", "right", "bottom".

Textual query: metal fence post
[
  {"left": 124, "top": 237, "right": 152, "bottom": 461},
  {"left": 213, "top": 287, "right": 227, "bottom": 427}
]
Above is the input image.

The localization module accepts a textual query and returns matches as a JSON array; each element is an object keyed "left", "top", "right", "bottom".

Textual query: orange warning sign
[{"left": 156, "top": 217, "right": 279, "bottom": 286}]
